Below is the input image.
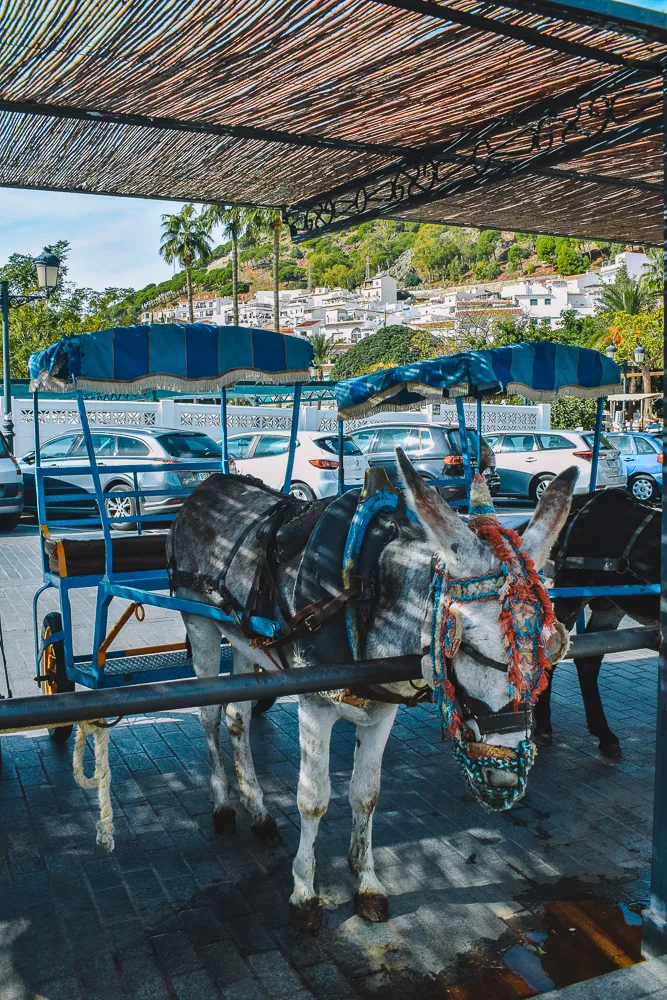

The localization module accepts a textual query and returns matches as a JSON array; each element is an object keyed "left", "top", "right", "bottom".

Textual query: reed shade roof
[{"left": 0, "top": 0, "right": 664, "bottom": 240}]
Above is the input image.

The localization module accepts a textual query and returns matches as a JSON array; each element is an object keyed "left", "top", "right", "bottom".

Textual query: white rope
[{"left": 72, "top": 721, "right": 115, "bottom": 852}]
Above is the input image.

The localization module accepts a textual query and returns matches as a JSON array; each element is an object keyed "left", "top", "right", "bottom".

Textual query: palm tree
[
  {"left": 640, "top": 247, "right": 663, "bottom": 300},
  {"left": 598, "top": 266, "right": 654, "bottom": 315},
  {"left": 204, "top": 205, "right": 259, "bottom": 325},
  {"left": 160, "top": 205, "right": 212, "bottom": 323},
  {"left": 250, "top": 209, "right": 283, "bottom": 331},
  {"left": 308, "top": 332, "right": 337, "bottom": 372}
]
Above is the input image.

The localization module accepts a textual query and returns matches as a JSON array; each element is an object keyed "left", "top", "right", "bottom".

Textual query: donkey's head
[{"left": 396, "top": 447, "right": 577, "bottom": 810}]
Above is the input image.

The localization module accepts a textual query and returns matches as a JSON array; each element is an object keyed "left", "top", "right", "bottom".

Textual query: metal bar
[
  {"left": 476, "top": 397, "right": 482, "bottom": 465},
  {"left": 75, "top": 389, "right": 113, "bottom": 579},
  {"left": 455, "top": 396, "right": 473, "bottom": 501},
  {"left": 0, "top": 99, "right": 410, "bottom": 158},
  {"left": 549, "top": 583, "right": 659, "bottom": 597},
  {"left": 505, "top": 0, "right": 667, "bottom": 41},
  {"left": 537, "top": 165, "right": 663, "bottom": 193},
  {"left": 338, "top": 421, "right": 346, "bottom": 496},
  {"left": 590, "top": 396, "right": 604, "bottom": 492},
  {"left": 642, "top": 66, "right": 667, "bottom": 961},
  {"left": 282, "top": 382, "right": 301, "bottom": 493},
  {"left": 291, "top": 114, "right": 662, "bottom": 240},
  {"left": 1, "top": 280, "right": 13, "bottom": 450},
  {"left": 0, "top": 626, "right": 659, "bottom": 732},
  {"left": 371, "top": 0, "right": 663, "bottom": 72},
  {"left": 220, "top": 388, "right": 230, "bottom": 475}
]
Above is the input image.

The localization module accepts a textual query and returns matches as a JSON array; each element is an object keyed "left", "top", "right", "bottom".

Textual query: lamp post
[
  {"left": 606, "top": 343, "right": 621, "bottom": 428},
  {"left": 1, "top": 249, "right": 61, "bottom": 451},
  {"left": 634, "top": 343, "right": 647, "bottom": 428}
]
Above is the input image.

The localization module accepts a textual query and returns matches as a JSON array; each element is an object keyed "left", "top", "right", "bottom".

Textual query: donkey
[
  {"left": 533, "top": 487, "right": 659, "bottom": 758},
  {"left": 167, "top": 452, "right": 576, "bottom": 929}
]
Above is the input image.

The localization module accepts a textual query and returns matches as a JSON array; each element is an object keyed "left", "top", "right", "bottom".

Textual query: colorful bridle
[{"left": 425, "top": 477, "right": 568, "bottom": 811}]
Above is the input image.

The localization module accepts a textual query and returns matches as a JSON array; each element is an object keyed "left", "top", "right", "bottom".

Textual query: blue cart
[{"left": 28, "top": 324, "right": 314, "bottom": 739}]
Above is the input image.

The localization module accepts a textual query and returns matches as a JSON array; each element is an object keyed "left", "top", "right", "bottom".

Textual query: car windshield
[
  {"left": 315, "top": 436, "right": 362, "bottom": 456},
  {"left": 582, "top": 434, "right": 613, "bottom": 450},
  {"left": 157, "top": 433, "right": 221, "bottom": 458}
]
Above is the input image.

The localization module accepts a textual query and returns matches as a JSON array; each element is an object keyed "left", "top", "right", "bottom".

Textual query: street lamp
[
  {"left": 1, "top": 248, "right": 61, "bottom": 450},
  {"left": 634, "top": 343, "right": 646, "bottom": 366},
  {"left": 605, "top": 343, "right": 617, "bottom": 360}
]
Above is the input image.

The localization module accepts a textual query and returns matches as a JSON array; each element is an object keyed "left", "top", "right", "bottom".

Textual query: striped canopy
[
  {"left": 29, "top": 324, "right": 314, "bottom": 394},
  {"left": 335, "top": 343, "right": 622, "bottom": 419}
]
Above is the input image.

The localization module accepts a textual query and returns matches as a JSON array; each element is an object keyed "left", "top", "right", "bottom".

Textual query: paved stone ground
[{"left": 0, "top": 526, "right": 660, "bottom": 999}]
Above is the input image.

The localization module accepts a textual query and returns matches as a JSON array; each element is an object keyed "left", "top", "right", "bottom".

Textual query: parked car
[
  {"left": 227, "top": 430, "right": 369, "bottom": 500},
  {"left": 345, "top": 423, "right": 500, "bottom": 500},
  {"left": 0, "top": 431, "right": 24, "bottom": 531},
  {"left": 20, "top": 427, "right": 227, "bottom": 529},
  {"left": 484, "top": 431, "right": 625, "bottom": 501},
  {"left": 607, "top": 432, "right": 663, "bottom": 503}
]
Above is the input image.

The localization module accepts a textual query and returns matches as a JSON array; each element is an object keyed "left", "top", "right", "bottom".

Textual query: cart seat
[{"left": 44, "top": 531, "right": 168, "bottom": 578}]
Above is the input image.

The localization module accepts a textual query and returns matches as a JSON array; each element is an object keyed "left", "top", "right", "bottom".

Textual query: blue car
[{"left": 607, "top": 432, "right": 663, "bottom": 503}]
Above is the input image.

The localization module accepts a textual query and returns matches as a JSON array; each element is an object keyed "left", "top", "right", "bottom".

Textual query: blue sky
[{"left": 0, "top": 188, "right": 217, "bottom": 293}]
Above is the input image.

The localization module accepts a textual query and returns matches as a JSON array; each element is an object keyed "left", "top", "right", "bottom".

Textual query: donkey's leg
[
  {"left": 224, "top": 651, "right": 282, "bottom": 846},
  {"left": 577, "top": 601, "right": 625, "bottom": 758},
  {"left": 535, "top": 597, "right": 586, "bottom": 746},
  {"left": 289, "top": 694, "right": 338, "bottom": 932},
  {"left": 349, "top": 705, "right": 397, "bottom": 923},
  {"left": 182, "top": 613, "right": 236, "bottom": 835}
]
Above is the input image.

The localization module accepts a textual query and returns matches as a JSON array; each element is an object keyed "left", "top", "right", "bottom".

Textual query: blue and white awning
[
  {"left": 29, "top": 324, "right": 314, "bottom": 394},
  {"left": 335, "top": 343, "right": 622, "bottom": 419}
]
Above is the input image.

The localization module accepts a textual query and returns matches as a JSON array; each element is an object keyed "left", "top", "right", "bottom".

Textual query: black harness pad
[{"left": 293, "top": 490, "right": 402, "bottom": 668}]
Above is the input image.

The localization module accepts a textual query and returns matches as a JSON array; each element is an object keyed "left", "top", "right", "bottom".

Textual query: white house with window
[{"left": 500, "top": 274, "right": 602, "bottom": 328}]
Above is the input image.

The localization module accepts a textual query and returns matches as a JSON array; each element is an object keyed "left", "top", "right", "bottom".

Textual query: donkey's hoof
[
  {"left": 354, "top": 891, "right": 389, "bottom": 923},
  {"left": 533, "top": 730, "right": 553, "bottom": 748},
  {"left": 600, "top": 740, "right": 622, "bottom": 759},
  {"left": 289, "top": 898, "right": 322, "bottom": 932},
  {"left": 252, "top": 815, "right": 283, "bottom": 846},
  {"left": 213, "top": 806, "right": 237, "bottom": 836}
]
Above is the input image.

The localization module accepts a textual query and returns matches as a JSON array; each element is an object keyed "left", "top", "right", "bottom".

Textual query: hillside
[{"left": 115, "top": 221, "right": 633, "bottom": 322}]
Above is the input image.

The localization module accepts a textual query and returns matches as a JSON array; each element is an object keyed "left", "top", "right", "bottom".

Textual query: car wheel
[
  {"left": 630, "top": 475, "right": 658, "bottom": 503},
  {"left": 289, "top": 482, "right": 316, "bottom": 502},
  {"left": 104, "top": 484, "right": 137, "bottom": 531},
  {"left": 0, "top": 513, "right": 21, "bottom": 531},
  {"left": 530, "top": 474, "right": 555, "bottom": 504}
]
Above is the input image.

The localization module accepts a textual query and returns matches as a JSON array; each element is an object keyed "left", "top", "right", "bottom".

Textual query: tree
[
  {"left": 476, "top": 230, "right": 501, "bottom": 262},
  {"left": 0, "top": 239, "right": 71, "bottom": 297},
  {"left": 412, "top": 226, "right": 449, "bottom": 282},
  {"left": 550, "top": 397, "right": 598, "bottom": 431},
  {"left": 308, "top": 332, "right": 337, "bottom": 370},
  {"left": 640, "top": 247, "right": 663, "bottom": 301},
  {"left": 160, "top": 205, "right": 212, "bottom": 323},
  {"left": 555, "top": 238, "right": 586, "bottom": 275},
  {"left": 598, "top": 265, "right": 654, "bottom": 315},
  {"left": 330, "top": 325, "right": 437, "bottom": 379},
  {"left": 535, "top": 235, "right": 557, "bottom": 264},
  {"left": 249, "top": 209, "right": 284, "bottom": 330},
  {"left": 204, "top": 205, "right": 257, "bottom": 324},
  {"left": 591, "top": 308, "right": 664, "bottom": 397}
]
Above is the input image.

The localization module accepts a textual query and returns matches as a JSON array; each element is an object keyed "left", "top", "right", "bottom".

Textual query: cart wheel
[
  {"left": 42, "top": 612, "right": 74, "bottom": 743},
  {"left": 251, "top": 697, "right": 277, "bottom": 716}
]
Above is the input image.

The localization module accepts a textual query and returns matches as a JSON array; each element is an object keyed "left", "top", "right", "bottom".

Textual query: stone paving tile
[{"left": 0, "top": 526, "right": 661, "bottom": 998}]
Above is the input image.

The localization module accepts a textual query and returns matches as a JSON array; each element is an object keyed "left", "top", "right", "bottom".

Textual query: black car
[{"left": 346, "top": 423, "right": 500, "bottom": 500}]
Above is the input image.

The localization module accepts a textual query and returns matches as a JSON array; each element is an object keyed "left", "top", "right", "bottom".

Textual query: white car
[
  {"left": 0, "top": 431, "right": 24, "bottom": 531},
  {"left": 484, "top": 430, "right": 625, "bottom": 502},
  {"left": 227, "top": 430, "right": 369, "bottom": 500}
]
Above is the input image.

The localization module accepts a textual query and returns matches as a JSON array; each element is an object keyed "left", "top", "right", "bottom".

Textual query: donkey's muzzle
[{"left": 453, "top": 738, "right": 537, "bottom": 811}]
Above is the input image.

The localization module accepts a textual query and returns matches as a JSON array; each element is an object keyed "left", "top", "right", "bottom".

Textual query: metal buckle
[{"left": 303, "top": 613, "right": 321, "bottom": 633}]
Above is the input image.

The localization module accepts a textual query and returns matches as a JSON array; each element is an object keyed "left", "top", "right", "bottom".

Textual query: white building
[
  {"left": 599, "top": 250, "right": 651, "bottom": 285},
  {"left": 359, "top": 273, "right": 398, "bottom": 305},
  {"left": 499, "top": 273, "right": 603, "bottom": 328}
]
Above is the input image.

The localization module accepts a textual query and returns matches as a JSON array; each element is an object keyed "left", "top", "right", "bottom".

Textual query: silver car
[
  {"left": 0, "top": 432, "right": 24, "bottom": 531},
  {"left": 20, "top": 427, "right": 226, "bottom": 529}
]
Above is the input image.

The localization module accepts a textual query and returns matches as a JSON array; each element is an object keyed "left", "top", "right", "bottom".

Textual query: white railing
[{"left": 14, "top": 398, "right": 548, "bottom": 457}]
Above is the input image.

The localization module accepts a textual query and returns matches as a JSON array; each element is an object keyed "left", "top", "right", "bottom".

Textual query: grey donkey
[{"left": 167, "top": 450, "right": 576, "bottom": 929}]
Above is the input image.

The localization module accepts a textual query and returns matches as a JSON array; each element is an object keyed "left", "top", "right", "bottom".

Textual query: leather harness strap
[{"left": 557, "top": 503, "right": 655, "bottom": 581}]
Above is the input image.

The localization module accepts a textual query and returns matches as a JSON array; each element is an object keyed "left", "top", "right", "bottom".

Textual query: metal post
[
  {"left": 455, "top": 396, "right": 473, "bottom": 501},
  {"left": 642, "top": 69, "right": 667, "bottom": 960},
  {"left": 220, "top": 387, "right": 230, "bottom": 475},
  {"left": 589, "top": 396, "right": 604, "bottom": 493},
  {"left": 1, "top": 280, "right": 13, "bottom": 450},
  {"left": 476, "top": 396, "right": 482, "bottom": 466},
  {"left": 281, "top": 381, "right": 301, "bottom": 493},
  {"left": 338, "top": 419, "right": 346, "bottom": 496}
]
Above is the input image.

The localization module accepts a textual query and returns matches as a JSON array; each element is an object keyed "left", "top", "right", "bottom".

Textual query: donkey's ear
[
  {"left": 395, "top": 447, "right": 485, "bottom": 567},
  {"left": 522, "top": 466, "right": 578, "bottom": 569}
]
